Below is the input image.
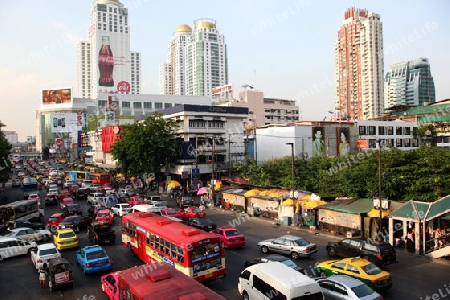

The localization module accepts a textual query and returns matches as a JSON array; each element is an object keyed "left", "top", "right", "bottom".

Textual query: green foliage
[
  {"left": 0, "top": 121, "right": 12, "bottom": 182},
  {"left": 241, "top": 146, "right": 450, "bottom": 202},
  {"left": 109, "top": 113, "right": 176, "bottom": 182}
]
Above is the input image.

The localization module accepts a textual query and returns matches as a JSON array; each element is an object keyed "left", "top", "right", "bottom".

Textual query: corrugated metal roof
[
  {"left": 390, "top": 200, "right": 431, "bottom": 221},
  {"left": 424, "top": 195, "right": 450, "bottom": 221},
  {"left": 320, "top": 198, "right": 373, "bottom": 214}
]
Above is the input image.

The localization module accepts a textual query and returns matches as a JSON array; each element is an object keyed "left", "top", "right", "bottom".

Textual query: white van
[
  {"left": 0, "top": 237, "right": 37, "bottom": 261},
  {"left": 238, "top": 261, "right": 324, "bottom": 300}
]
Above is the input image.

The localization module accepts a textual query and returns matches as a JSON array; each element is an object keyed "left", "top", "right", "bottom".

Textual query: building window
[
  {"left": 155, "top": 102, "right": 163, "bottom": 110},
  {"left": 98, "top": 100, "right": 106, "bottom": 107},
  {"left": 378, "top": 126, "right": 385, "bottom": 135},
  {"left": 164, "top": 103, "right": 172, "bottom": 109},
  {"left": 404, "top": 127, "right": 411, "bottom": 135},
  {"left": 359, "top": 126, "right": 366, "bottom": 135},
  {"left": 396, "top": 127, "right": 403, "bottom": 135},
  {"left": 369, "top": 139, "right": 377, "bottom": 148},
  {"left": 143, "top": 102, "right": 152, "bottom": 109},
  {"left": 404, "top": 139, "right": 411, "bottom": 147},
  {"left": 387, "top": 126, "right": 394, "bottom": 135},
  {"left": 368, "top": 126, "right": 376, "bottom": 135},
  {"left": 396, "top": 138, "right": 403, "bottom": 147},
  {"left": 133, "top": 102, "right": 142, "bottom": 109},
  {"left": 122, "top": 101, "right": 130, "bottom": 108}
]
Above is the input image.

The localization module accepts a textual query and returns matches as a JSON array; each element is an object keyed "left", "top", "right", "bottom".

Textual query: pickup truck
[
  {"left": 144, "top": 195, "right": 167, "bottom": 206},
  {"left": 87, "top": 221, "right": 116, "bottom": 245}
]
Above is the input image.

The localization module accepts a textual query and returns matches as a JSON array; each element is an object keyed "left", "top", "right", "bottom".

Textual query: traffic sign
[{"left": 55, "top": 138, "right": 64, "bottom": 147}]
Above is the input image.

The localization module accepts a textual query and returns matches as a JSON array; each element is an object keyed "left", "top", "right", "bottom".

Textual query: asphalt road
[{"left": 1, "top": 183, "right": 449, "bottom": 300}]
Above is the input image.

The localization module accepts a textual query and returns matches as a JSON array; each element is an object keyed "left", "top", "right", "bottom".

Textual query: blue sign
[{"left": 192, "top": 168, "right": 200, "bottom": 176}]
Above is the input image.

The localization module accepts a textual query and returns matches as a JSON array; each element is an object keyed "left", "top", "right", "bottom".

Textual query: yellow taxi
[
  {"left": 315, "top": 257, "right": 392, "bottom": 293},
  {"left": 53, "top": 229, "right": 79, "bottom": 250}
]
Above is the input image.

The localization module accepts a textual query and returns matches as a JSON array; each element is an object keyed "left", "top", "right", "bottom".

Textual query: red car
[
  {"left": 211, "top": 226, "right": 246, "bottom": 249},
  {"left": 95, "top": 209, "right": 114, "bottom": 224},
  {"left": 126, "top": 196, "right": 145, "bottom": 206},
  {"left": 179, "top": 206, "right": 206, "bottom": 221},
  {"left": 69, "top": 184, "right": 79, "bottom": 195},
  {"left": 60, "top": 197, "right": 75, "bottom": 210},
  {"left": 59, "top": 189, "right": 72, "bottom": 201},
  {"left": 46, "top": 212, "right": 68, "bottom": 231},
  {"left": 101, "top": 183, "right": 113, "bottom": 189},
  {"left": 101, "top": 271, "right": 119, "bottom": 300},
  {"left": 160, "top": 208, "right": 182, "bottom": 219}
]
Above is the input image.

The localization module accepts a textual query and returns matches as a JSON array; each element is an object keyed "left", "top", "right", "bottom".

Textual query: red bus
[
  {"left": 89, "top": 173, "right": 111, "bottom": 186},
  {"left": 107, "top": 263, "right": 226, "bottom": 300},
  {"left": 122, "top": 212, "right": 226, "bottom": 282}
]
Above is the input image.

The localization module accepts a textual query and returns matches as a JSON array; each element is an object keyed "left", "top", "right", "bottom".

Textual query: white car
[
  {"left": 4, "top": 227, "right": 52, "bottom": 243},
  {"left": 88, "top": 192, "right": 105, "bottom": 205},
  {"left": 30, "top": 243, "right": 61, "bottom": 271},
  {"left": 0, "top": 237, "right": 37, "bottom": 261},
  {"left": 111, "top": 203, "right": 132, "bottom": 217}
]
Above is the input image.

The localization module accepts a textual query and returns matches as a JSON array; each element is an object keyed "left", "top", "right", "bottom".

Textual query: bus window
[
  {"left": 155, "top": 235, "right": 160, "bottom": 250},
  {"left": 150, "top": 233, "right": 155, "bottom": 247},
  {"left": 178, "top": 246, "right": 184, "bottom": 263},
  {"left": 159, "top": 238, "right": 164, "bottom": 252},
  {"left": 165, "top": 240, "right": 171, "bottom": 255},
  {"left": 171, "top": 243, "right": 177, "bottom": 259}
]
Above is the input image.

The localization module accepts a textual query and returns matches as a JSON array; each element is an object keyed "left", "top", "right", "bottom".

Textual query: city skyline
[{"left": 1, "top": 0, "right": 449, "bottom": 140}]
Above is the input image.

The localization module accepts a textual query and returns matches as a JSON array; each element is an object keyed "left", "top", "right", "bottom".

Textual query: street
[{"left": 1, "top": 184, "right": 449, "bottom": 300}]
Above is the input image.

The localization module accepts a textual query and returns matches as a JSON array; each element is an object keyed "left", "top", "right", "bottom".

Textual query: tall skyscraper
[
  {"left": 384, "top": 58, "right": 435, "bottom": 108},
  {"left": 77, "top": 0, "right": 140, "bottom": 99},
  {"left": 334, "top": 7, "right": 384, "bottom": 120},
  {"left": 160, "top": 19, "right": 228, "bottom": 97}
]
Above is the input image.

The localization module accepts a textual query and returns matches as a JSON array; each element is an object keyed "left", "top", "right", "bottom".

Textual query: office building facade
[
  {"left": 384, "top": 57, "right": 435, "bottom": 108},
  {"left": 334, "top": 7, "right": 384, "bottom": 120},
  {"left": 77, "top": 0, "right": 140, "bottom": 100}
]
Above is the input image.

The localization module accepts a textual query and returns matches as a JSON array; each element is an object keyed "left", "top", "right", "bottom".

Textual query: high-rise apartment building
[
  {"left": 334, "top": 7, "right": 384, "bottom": 120},
  {"left": 384, "top": 57, "right": 435, "bottom": 108},
  {"left": 160, "top": 19, "right": 228, "bottom": 97},
  {"left": 77, "top": 0, "right": 140, "bottom": 99}
]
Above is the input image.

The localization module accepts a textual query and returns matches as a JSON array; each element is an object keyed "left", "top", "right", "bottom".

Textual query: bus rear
[{"left": 22, "top": 176, "right": 39, "bottom": 199}]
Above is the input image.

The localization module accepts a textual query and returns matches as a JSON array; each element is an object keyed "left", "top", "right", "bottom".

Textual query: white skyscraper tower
[
  {"left": 160, "top": 19, "right": 228, "bottom": 97},
  {"left": 77, "top": 0, "right": 140, "bottom": 100}
]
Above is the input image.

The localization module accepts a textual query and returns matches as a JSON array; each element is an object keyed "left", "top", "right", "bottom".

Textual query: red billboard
[
  {"left": 42, "top": 88, "right": 72, "bottom": 105},
  {"left": 102, "top": 126, "right": 122, "bottom": 152}
]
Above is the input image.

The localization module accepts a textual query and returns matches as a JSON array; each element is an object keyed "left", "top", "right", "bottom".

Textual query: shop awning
[
  {"left": 367, "top": 208, "right": 389, "bottom": 218},
  {"left": 303, "top": 200, "right": 327, "bottom": 209}
]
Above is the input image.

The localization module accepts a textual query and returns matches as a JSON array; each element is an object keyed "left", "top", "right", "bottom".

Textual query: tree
[
  {"left": 0, "top": 121, "right": 12, "bottom": 183},
  {"left": 109, "top": 113, "right": 177, "bottom": 184}
]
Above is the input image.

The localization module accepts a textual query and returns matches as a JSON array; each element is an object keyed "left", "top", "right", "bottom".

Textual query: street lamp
[
  {"left": 378, "top": 139, "right": 382, "bottom": 232},
  {"left": 286, "top": 143, "right": 295, "bottom": 191}
]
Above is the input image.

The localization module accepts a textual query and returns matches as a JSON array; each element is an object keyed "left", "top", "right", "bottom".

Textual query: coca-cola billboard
[{"left": 117, "top": 81, "right": 130, "bottom": 93}]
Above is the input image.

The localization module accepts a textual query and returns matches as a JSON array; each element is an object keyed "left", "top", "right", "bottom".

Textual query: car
[
  {"left": 160, "top": 208, "right": 182, "bottom": 219},
  {"left": 30, "top": 243, "right": 61, "bottom": 271},
  {"left": 101, "top": 271, "right": 119, "bottom": 299},
  {"left": 145, "top": 195, "right": 167, "bottom": 206},
  {"left": 82, "top": 180, "right": 93, "bottom": 188},
  {"left": 28, "top": 193, "right": 40, "bottom": 201},
  {"left": 185, "top": 217, "right": 217, "bottom": 231},
  {"left": 117, "top": 193, "right": 129, "bottom": 203},
  {"left": 101, "top": 187, "right": 115, "bottom": 196},
  {"left": 179, "top": 206, "right": 207, "bottom": 221},
  {"left": 58, "top": 190, "right": 72, "bottom": 201},
  {"left": 89, "top": 184, "right": 101, "bottom": 194},
  {"left": 176, "top": 195, "right": 194, "bottom": 208},
  {"left": 316, "top": 275, "right": 383, "bottom": 300},
  {"left": 46, "top": 213, "right": 68, "bottom": 232},
  {"left": 11, "top": 179, "right": 21, "bottom": 187},
  {"left": 126, "top": 195, "right": 146, "bottom": 206},
  {"left": 44, "top": 193, "right": 58, "bottom": 205},
  {"left": 68, "top": 184, "right": 79, "bottom": 195},
  {"left": 75, "top": 188, "right": 89, "bottom": 200},
  {"left": 60, "top": 197, "right": 75, "bottom": 210},
  {"left": 87, "top": 221, "right": 116, "bottom": 245},
  {"left": 4, "top": 227, "right": 52, "bottom": 243},
  {"left": 76, "top": 245, "right": 111, "bottom": 274},
  {"left": 47, "top": 183, "right": 58, "bottom": 191},
  {"left": 53, "top": 229, "right": 79, "bottom": 250},
  {"left": 57, "top": 215, "right": 92, "bottom": 233},
  {"left": 64, "top": 180, "right": 76, "bottom": 188},
  {"left": 326, "top": 238, "right": 397, "bottom": 267},
  {"left": 244, "top": 254, "right": 306, "bottom": 274},
  {"left": 211, "top": 226, "right": 246, "bottom": 249},
  {"left": 95, "top": 209, "right": 114, "bottom": 224},
  {"left": 257, "top": 235, "right": 317, "bottom": 260},
  {"left": 0, "top": 237, "right": 37, "bottom": 261},
  {"left": 63, "top": 203, "right": 83, "bottom": 216},
  {"left": 315, "top": 257, "right": 393, "bottom": 293},
  {"left": 111, "top": 203, "right": 132, "bottom": 217},
  {"left": 48, "top": 187, "right": 59, "bottom": 195},
  {"left": 88, "top": 192, "right": 105, "bottom": 206},
  {"left": 9, "top": 220, "right": 46, "bottom": 230}
]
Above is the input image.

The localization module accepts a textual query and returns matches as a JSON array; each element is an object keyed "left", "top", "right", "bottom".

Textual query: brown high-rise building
[{"left": 334, "top": 7, "right": 384, "bottom": 120}]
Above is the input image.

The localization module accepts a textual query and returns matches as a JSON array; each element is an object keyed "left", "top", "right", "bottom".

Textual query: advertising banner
[
  {"left": 212, "top": 84, "right": 233, "bottom": 95},
  {"left": 51, "top": 113, "right": 78, "bottom": 133},
  {"left": 42, "top": 88, "right": 72, "bottom": 105}
]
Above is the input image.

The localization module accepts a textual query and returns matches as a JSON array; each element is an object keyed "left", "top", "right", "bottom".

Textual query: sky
[{"left": 1, "top": 0, "right": 449, "bottom": 141}]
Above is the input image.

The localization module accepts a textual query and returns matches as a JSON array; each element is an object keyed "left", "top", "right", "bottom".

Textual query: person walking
[{"left": 39, "top": 263, "right": 47, "bottom": 288}]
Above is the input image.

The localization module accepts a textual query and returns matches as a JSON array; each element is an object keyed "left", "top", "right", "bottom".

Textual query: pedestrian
[{"left": 39, "top": 263, "right": 47, "bottom": 288}]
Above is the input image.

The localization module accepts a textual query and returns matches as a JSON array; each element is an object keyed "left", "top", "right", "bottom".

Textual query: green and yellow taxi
[
  {"left": 53, "top": 229, "right": 79, "bottom": 250},
  {"left": 315, "top": 257, "right": 392, "bottom": 293}
]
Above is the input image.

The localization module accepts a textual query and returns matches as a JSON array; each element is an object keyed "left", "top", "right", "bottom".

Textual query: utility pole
[
  {"left": 254, "top": 124, "right": 257, "bottom": 164},
  {"left": 228, "top": 134, "right": 231, "bottom": 177},
  {"left": 286, "top": 143, "right": 295, "bottom": 191},
  {"left": 378, "top": 140, "right": 382, "bottom": 232},
  {"left": 195, "top": 136, "right": 198, "bottom": 168},
  {"left": 211, "top": 137, "right": 215, "bottom": 182}
]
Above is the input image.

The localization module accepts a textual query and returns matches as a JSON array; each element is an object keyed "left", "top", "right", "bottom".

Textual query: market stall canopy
[
  {"left": 244, "top": 189, "right": 261, "bottom": 197},
  {"left": 259, "top": 190, "right": 272, "bottom": 196},
  {"left": 167, "top": 180, "right": 181, "bottom": 188},
  {"left": 303, "top": 200, "right": 327, "bottom": 209},
  {"left": 367, "top": 208, "right": 389, "bottom": 218},
  {"left": 282, "top": 199, "right": 296, "bottom": 206},
  {"left": 197, "top": 186, "right": 209, "bottom": 195}
]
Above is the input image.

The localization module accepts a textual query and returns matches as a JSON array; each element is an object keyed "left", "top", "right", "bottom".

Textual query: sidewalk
[{"left": 208, "top": 206, "right": 450, "bottom": 265}]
